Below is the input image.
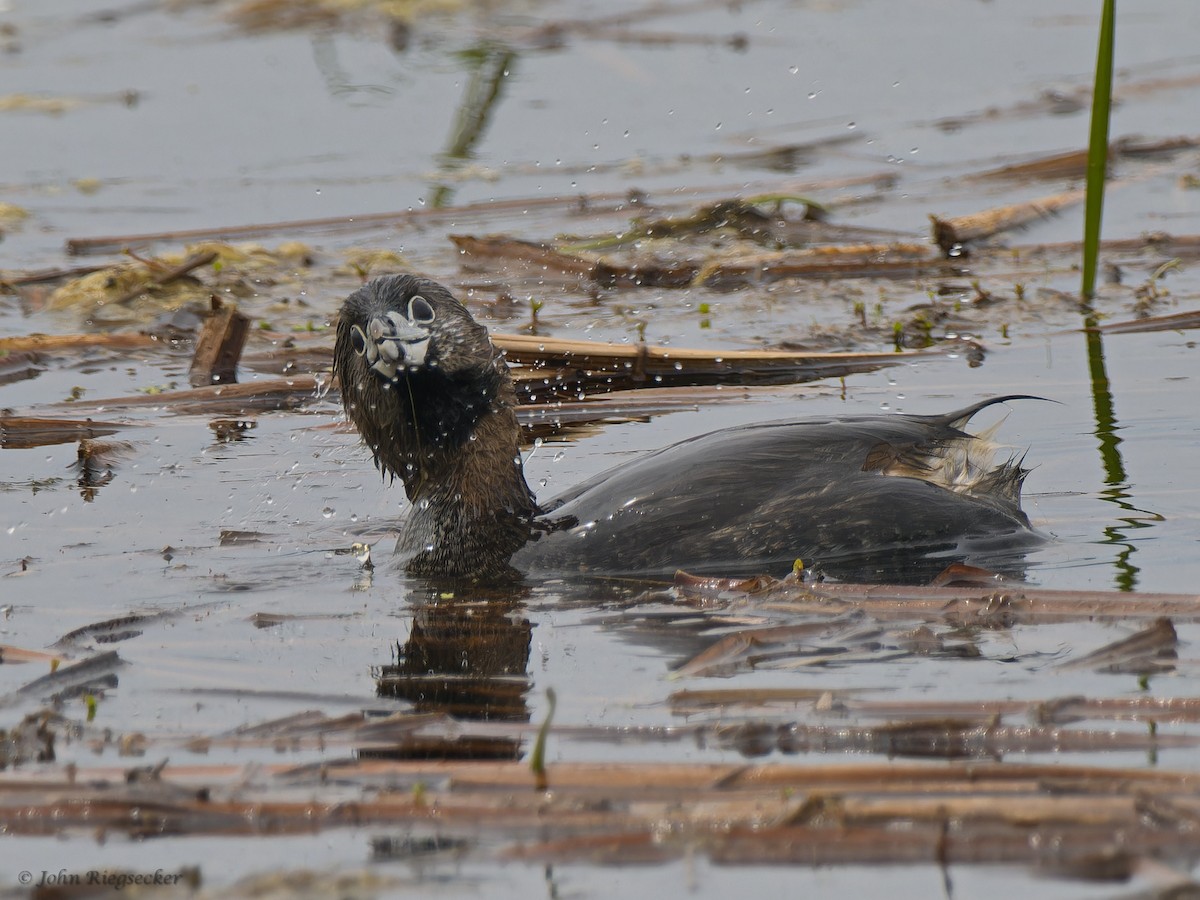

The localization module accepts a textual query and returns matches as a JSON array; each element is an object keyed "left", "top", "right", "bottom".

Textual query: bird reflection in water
[{"left": 370, "top": 586, "right": 533, "bottom": 761}]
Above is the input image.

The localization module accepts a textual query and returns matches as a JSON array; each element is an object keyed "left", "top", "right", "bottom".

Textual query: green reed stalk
[{"left": 1081, "top": 0, "right": 1116, "bottom": 299}]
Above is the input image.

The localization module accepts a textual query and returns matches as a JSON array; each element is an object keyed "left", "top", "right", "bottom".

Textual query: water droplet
[
  {"left": 788, "top": 65, "right": 799, "bottom": 75},
  {"left": 322, "top": 507, "right": 335, "bottom": 519},
  {"left": 846, "top": 121, "right": 856, "bottom": 130}
]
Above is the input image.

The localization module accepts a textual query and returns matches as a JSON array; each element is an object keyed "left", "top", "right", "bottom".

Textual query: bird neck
[{"left": 395, "top": 373, "right": 538, "bottom": 580}]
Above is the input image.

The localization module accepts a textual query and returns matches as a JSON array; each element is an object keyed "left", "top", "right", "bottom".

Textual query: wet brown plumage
[
  {"left": 334, "top": 275, "right": 537, "bottom": 578},
  {"left": 335, "top": 274, "right": 1042, "bottom": 582}
]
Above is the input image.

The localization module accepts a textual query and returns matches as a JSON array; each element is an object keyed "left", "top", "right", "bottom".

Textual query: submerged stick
[
  {"left": 0, "top": 651, "right": 124, "bottom": 708},
  {"left": 1055, "top": 616, "right": 1177, "bottom": 673},
  {"left": 0, "top": 416, "right": 131, "bottom": 449}
]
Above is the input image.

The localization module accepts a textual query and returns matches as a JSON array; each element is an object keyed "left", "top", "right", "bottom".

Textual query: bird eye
[
  {"left": 349, "top": 324, "right": 368, "bottom": 356},
  {"left": 408, "top": 296, "right": 435, "bottom": 324}
]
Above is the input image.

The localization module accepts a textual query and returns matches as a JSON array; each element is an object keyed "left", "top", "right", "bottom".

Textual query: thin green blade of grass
[
  {"left": 1081, "top": 0, "right": 1117, "bottom": 300},
  {"left": 530, "top": 686, "right": 556, "bottom": 790}
]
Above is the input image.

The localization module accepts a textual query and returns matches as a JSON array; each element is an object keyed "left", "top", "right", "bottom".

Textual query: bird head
[
  {"left": 333, "top": 274, "right": 511, "bottom": 489},
  {"left": 335, "top": 274, "right": 497, "bottom": 384}
]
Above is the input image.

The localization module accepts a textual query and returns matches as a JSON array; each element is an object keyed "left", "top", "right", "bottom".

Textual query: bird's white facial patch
[{"left": 350, "top": 310, "right": 432, "bottom": 381}]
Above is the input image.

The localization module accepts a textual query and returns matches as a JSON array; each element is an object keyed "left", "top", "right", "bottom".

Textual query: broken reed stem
[
  {"left": 8, "top": 757, "right": 1200, "bottom": 871},
  {"left": 63, "top": 198, "right": 607, "bottom": 255},
  {"left": 60, "top": 173, "right": 897, "bottom": 256},
  {"left": 0, "top": 333, "right": 159, "bottom": 353},
  {"left": 188, "top": 296, "right": 250, "bottom": 387},
  {"left": 49, "top": 376, "right": 323, "bottom": 414},
  {"left": 0, "top": 264, "right": 108, "bottom": 288},
  {"left": 930, "top": 188, "right": 1087, "bottom": 255},
  {"left": 112, "top": 250, "right": 219, "bottom": 305}
]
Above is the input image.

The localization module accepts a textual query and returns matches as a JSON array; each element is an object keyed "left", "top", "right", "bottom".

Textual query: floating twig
[
  {"left": 967, "top": 135, "right": 1200, "bottom": 183},
  {"left": 48, "top": 375, "right": 324, "bottom": 415},
  {"left": 1089, "top": 308, "right": 1200, "bottom": 335},
  {"left": 111, "top": 249, "right": 218, "bottom": 306},
  {"left": 931, "top": 188, "right": 1088, "bottom": 256}
]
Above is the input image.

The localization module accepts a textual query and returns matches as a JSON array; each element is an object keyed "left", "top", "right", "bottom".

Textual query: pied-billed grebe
[{"left": 334, "top": 274, "right": 1042, "bottom": 581}]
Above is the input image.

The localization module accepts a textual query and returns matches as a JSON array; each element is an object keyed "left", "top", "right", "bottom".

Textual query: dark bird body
[{"left": 334, "top": 275, "right": 1042, "bottom": 582}]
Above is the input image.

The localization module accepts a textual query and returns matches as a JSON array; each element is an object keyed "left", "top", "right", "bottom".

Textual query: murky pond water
[{"left": 2, "top": 0, "right": 1200, "bottom": 896}]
